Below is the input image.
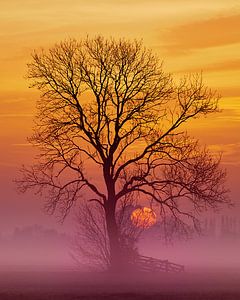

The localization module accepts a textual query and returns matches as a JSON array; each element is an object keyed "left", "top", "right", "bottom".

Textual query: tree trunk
[
  {"left": 103, "top": 159, "right": 126, "bottom": 272},
  {"left": 105, "top": 202, "right": 123, "bottom": 272}
]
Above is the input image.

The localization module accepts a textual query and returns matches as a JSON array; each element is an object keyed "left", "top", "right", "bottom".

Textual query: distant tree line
[
  {"left": 203, "top": 216, "right": 240, "bottom": 239},
  {"left": 0, "top": 225, "right": 69, "bottom": 245}
]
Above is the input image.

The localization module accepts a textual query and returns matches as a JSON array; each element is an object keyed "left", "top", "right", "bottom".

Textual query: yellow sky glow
[{"left": 0, "top": 0, "right": 240, "bottom": 169}]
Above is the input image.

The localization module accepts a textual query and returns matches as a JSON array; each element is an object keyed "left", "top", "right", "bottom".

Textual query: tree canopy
[{"left": 18, "top": 36, "right": 230, "bottom": 270}]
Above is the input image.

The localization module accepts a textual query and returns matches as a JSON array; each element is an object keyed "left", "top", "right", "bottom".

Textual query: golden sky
[{"left": 0, "top": 0, "right": 239, "bottom": 231}]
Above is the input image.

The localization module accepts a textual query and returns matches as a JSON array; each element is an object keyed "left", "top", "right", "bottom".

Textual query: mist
[
  {"left": 140, "top": 215, "right": 240, "bottom": 272},
  {"left": 1, "top": 215, "right": 240, "bottom": 271},
  {"left": 0, "top": 225, "right": 73, "bottom": 271},
  {"left": 0, "top": 216, "right": 240, "bottom": 299}
]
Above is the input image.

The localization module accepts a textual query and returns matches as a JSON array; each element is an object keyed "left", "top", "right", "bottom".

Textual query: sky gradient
[{"left": 0, "top": 0, "right": 239, "bottom": 233}]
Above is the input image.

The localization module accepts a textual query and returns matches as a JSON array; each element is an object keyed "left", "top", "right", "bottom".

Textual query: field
[{"left": 1, "top": 269, "right": 240, "bottom": 300}]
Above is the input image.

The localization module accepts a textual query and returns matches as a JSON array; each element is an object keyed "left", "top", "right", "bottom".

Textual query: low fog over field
[
  {"left": 141, "top": 215, "right": 240, "bottom": 271},
  {"left": 0, "top": 225, "right": 73, "bottom": 270},
  {"left": 0, "top": 216, "right": 240, "bottom": 299},
  {"left": 1, "top": 215, "right": 240, "bottom": 271}
]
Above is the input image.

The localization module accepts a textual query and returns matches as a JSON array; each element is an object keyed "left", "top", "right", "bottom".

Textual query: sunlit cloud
[
  {"left": 218, "top": 97, "right": 240, "bottom": 116},
  {"left": 0, "top": 114, "right": 34, "bottom": 118},
  {"left": 218, "top": 87, "right": 240, "bottom": 97},
  {"left": 175, "top": 59, "right": 240, "bottom": 74},
  {"left": 209, "top": 143, "right": 240, "bottom": 165},
  {"left": 12, "top": 143, "right": 32, "bottom": 147},
  {"left": 0, "top": 161, "right": 18, "bottom": 168},
  {"left": 164, "top": 14, "right": 240, "bottom": 55}
]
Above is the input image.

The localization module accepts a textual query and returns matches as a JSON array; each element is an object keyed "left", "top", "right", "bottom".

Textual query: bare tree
[
  {"left": 71, "top": 202, "right": 110, "bottom": 270},
  {"left": 17, "top": 36, "right": 230, "bottom": 271},
  {"left": 71, "top": 195, "right": 143, "bottom": 270}
]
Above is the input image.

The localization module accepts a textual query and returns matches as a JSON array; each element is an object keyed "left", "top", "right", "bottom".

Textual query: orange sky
[{"left": 0, "top": 0, "right": 239, "bottom": 232}]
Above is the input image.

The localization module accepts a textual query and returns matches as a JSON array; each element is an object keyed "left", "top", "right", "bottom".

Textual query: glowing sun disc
[{"left": 131, "top": 207, "right": 157, "bottom": 228}]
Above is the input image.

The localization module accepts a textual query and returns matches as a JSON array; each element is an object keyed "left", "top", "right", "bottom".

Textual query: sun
[{"left": 130, "top": 207, "right": 157, "bottom": 228}]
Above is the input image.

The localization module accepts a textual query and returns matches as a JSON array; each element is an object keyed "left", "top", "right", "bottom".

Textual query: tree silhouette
[
  {"left": 71, "top": 195, "right": 143, "bottom": 270},
  {"left": 17, "top": 36, "right": 229, "bottom": 271},
  {"left": 71, "top": 203, "right": 110, "bottom": 270}
]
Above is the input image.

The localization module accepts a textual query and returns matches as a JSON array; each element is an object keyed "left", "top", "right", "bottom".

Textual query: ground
[{"left": 1, "top": 269, "right": 240, "bottom": 299}]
